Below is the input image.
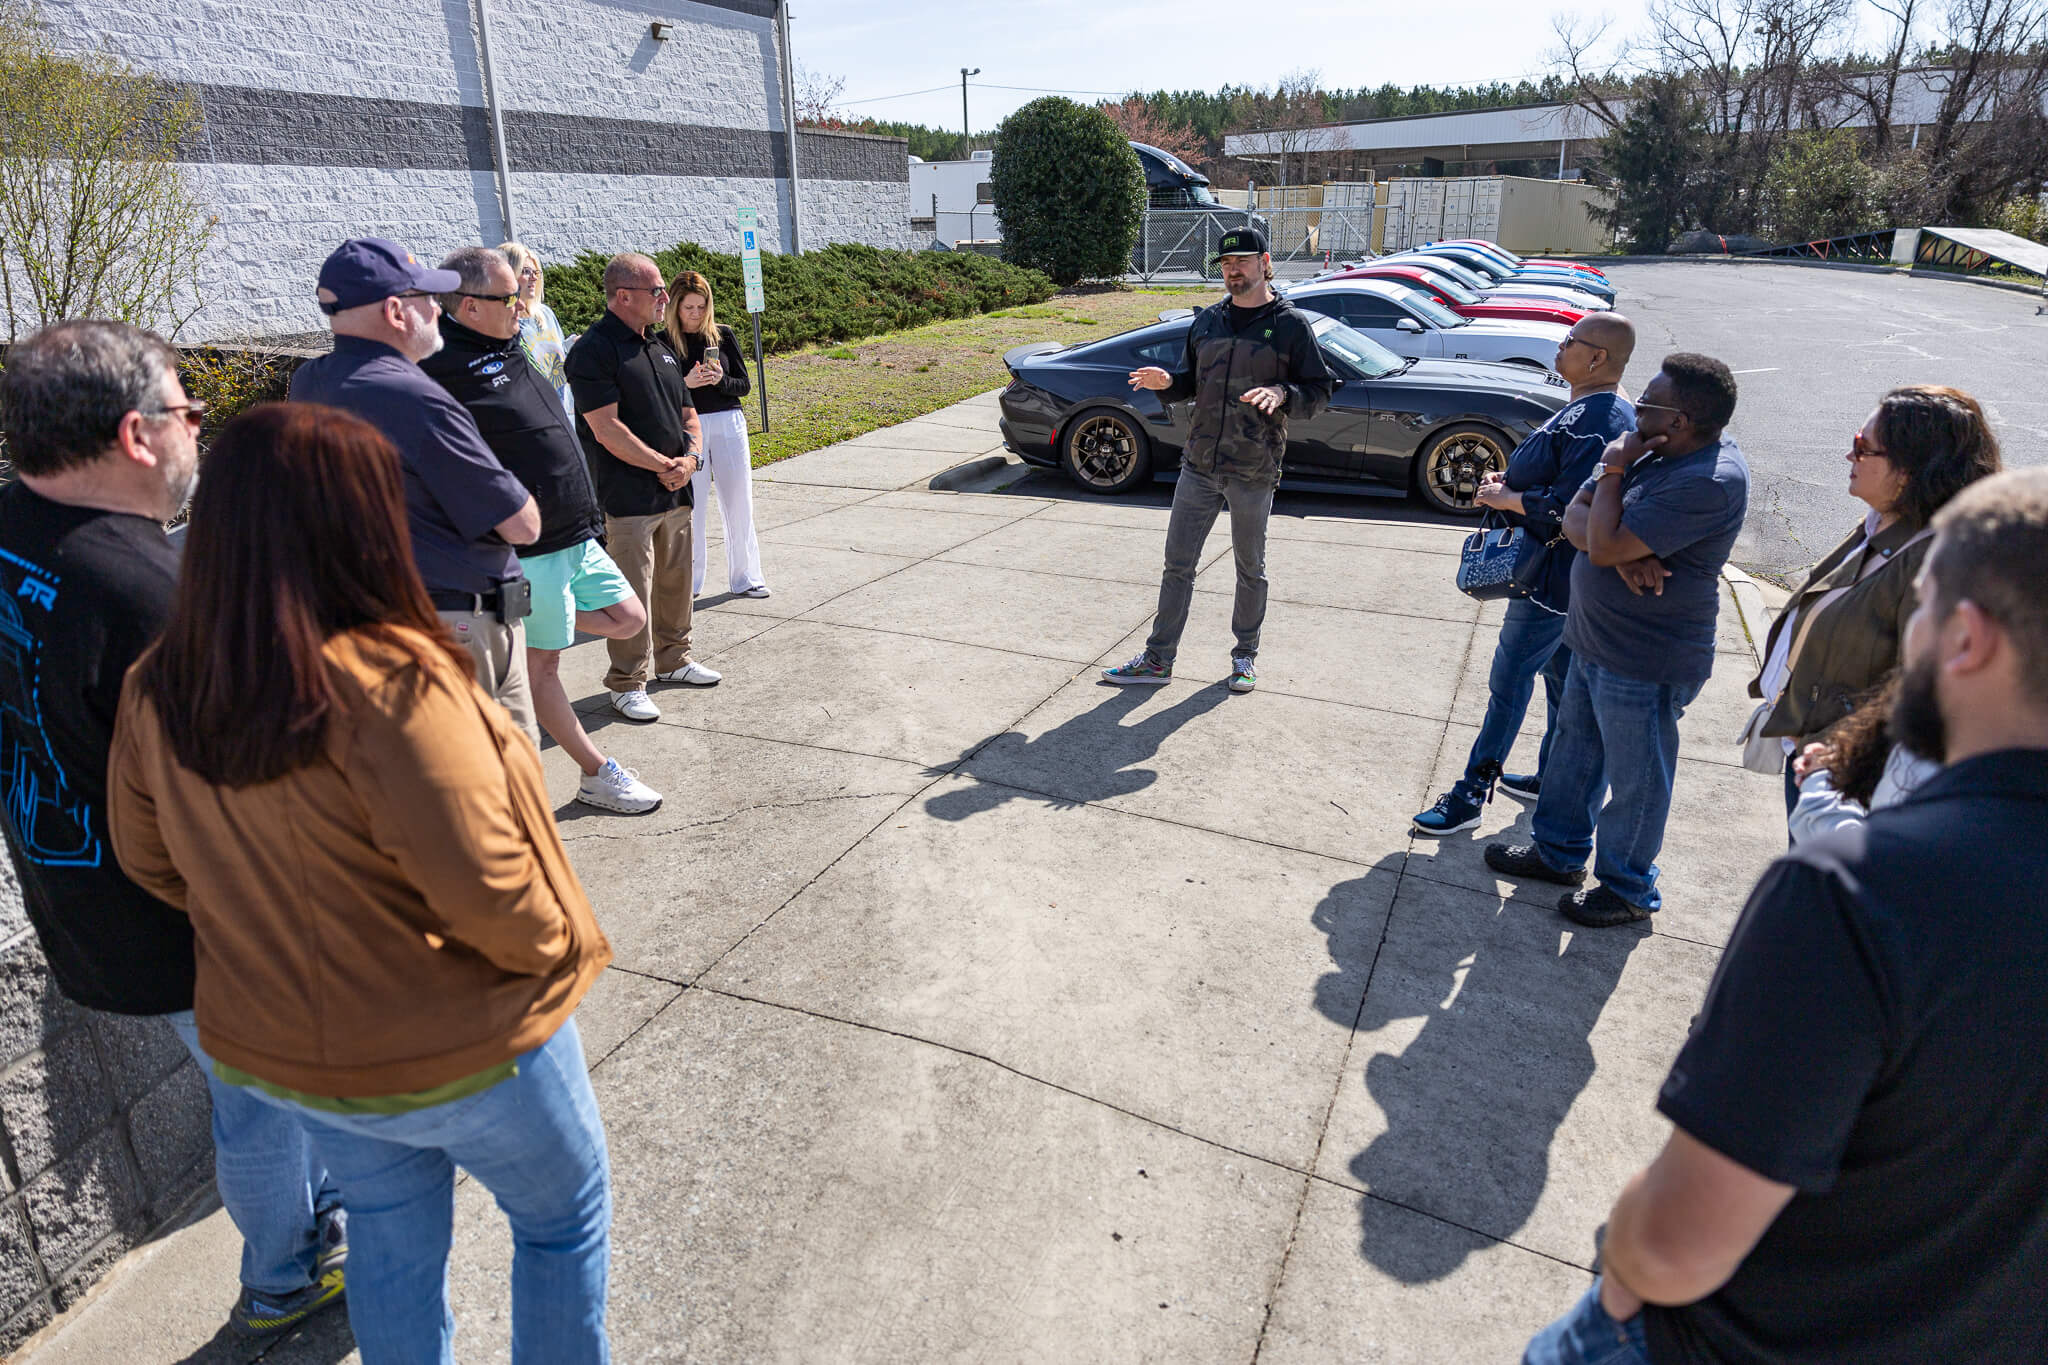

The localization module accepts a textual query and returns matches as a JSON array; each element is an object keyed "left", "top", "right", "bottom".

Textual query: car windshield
[
  {"left": 1186, "top": 184, "right": 1220, "bottom": 206},
  {"left": 1414, "top": 271, "right": 1480, "bottom": 305},
  {"left": 1401, "top": 291, "right": 1467, "bottom": 328},
  {"left": 1390, "top": 256, "right": 1485, "bottom": 291},
  {"left": 1310, "top": 316, "right": 1407, "bottom": 378}
]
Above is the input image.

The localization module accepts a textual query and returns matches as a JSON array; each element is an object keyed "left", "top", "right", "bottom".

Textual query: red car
[{"left": 1319, "top": 263, "right": 1585, "bottom": 326}]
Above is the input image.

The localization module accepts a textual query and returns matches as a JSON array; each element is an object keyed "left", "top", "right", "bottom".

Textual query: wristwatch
[{"left": 1598, "top": 463, "right": 1628, "bottom": 479}]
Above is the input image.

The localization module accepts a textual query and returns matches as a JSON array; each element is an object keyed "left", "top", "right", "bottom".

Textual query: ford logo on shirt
[{"left": 479, "top": 360, "right": 505, "bottom": 375}]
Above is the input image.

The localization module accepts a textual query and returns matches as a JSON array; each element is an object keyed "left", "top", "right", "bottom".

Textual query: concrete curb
[
  {"left": 1721, "top": 565, "right": 1775, "bottom": 666},
  {"left": 927, "top": 454, "right": 1019, "bottom": 492}
]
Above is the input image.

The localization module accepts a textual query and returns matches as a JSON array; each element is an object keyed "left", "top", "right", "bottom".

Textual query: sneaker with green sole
[
  {"left": 1102, "top": 654, "right": 1171, "bottom": 686},
  {"left": 1228, "top": 655, "right": 1257, "bottom": 693},
  {"left": 230, "top": 1266, "right": 346, "bottom": 1338}
]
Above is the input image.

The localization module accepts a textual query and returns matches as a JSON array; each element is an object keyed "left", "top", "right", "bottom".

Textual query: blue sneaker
[
  {"left": 1102, "top": 653, "right": 1171, "bottom": 686},
  {"left": 1498, "top": 772, "right": 1540, "bottom": 800},
  {"left": 1412, "top": 784, "right": 1484, "bottom": 836}
]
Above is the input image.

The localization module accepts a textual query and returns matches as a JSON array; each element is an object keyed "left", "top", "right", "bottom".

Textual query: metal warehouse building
[{"left": 32, "top": 0, "right": 910, "bottom": 341}]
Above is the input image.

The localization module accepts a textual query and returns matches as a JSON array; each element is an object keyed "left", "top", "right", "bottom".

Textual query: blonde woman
[
  {"left": 664, "top": 269, "right": 769, "bottom": 598},
  {"left": 502, "top": 241, "right": 574, "bottom": 420}
]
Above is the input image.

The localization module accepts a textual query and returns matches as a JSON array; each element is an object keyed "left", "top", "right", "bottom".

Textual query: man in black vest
[
  {"left": 1107, "top": 228, "right": 1332, "bottom": 694},
  {"left": 423, "top": 247, "right": 662, "bottom": 813}
]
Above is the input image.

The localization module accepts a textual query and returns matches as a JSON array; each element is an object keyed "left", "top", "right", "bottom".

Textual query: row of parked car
[{"left": 998, "top": 240, "right": 1618, "bottom": 515}]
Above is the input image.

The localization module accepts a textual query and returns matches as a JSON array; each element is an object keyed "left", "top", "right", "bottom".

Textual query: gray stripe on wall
[{"left": 183, "top": 85, "right": 906, "bottom": 183}]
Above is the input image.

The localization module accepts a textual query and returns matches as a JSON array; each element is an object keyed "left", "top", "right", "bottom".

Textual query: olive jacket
[
  {"left": 108, "top": 627, "right": 611, "bottom": 1096},
  {"left": 1750, "top": 516, "right": 1932, "bottom": 741}
]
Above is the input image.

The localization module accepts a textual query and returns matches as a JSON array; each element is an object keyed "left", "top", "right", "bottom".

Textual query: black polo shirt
[
  {"left": 421, "top": 318, "right": 604, "bottom": 558},
  {"left": 289, "top": 336, "right": 529, "bottom": 594},
  {"left": 1644, "top": 749, "right": 2048, "bottom": 1364},
  {"left": 565, "top": 309, "right": 694, "bottom": 519}
]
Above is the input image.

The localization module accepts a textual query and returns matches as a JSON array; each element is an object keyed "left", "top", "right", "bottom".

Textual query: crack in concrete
[{"left": 561, "top": 790, "right": 909, "bottom": 842}]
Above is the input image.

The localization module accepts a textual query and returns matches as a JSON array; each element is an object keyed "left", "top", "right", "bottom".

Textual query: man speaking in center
[{"left": 1106, "top": 228, "right": 1332, "bottom": 694}]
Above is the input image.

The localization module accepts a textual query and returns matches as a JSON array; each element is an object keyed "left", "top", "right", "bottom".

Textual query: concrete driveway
[{"left": 24, "top": 390, "right": 1785, "bottom": 1364}]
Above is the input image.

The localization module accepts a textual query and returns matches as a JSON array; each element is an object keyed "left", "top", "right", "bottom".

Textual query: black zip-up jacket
[
  {"left": 1161, "top": 295, "right": 1334, "bottom": 482},
  {"left": 676, "top": 324, "right": 752, "bottom": 416},
  {"left": 422, "top": 317, "right": 606, "bottom": 557}
]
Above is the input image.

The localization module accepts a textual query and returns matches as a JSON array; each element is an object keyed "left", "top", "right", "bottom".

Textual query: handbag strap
[{"left": 1769, "top": 526, "right": 1933, "bottom": 704}]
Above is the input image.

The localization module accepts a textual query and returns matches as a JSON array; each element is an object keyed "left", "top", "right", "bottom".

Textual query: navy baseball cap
[
  {"left": 316, "top": 238, "right": 461, "bottom": 314},
  {"left": 1211, "top": 227, "right": 1269, "bottom": 262}
]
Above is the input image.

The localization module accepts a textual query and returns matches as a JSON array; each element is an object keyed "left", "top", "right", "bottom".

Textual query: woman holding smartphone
[{"left": 664, "top": 269, "right": 770, "bottom": 599}]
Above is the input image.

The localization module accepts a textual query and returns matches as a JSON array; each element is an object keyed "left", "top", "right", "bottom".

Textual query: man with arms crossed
[
  {"left": 289, "top": 237, "right": 544, "bottom": 743},
  {"left": 0, "top": 322, "right": 343, "bottom": 1337},
  {"left": 422, "top": 247, "right": 663, "bottom": 813},
  {"left": 1523, "top": 467, "right": 2048, "bottom": 1364},
  {"left": 1105, "top": 227, "right": 1333, "bottom": 694},
  {"left": 1413, "top": 312, "right": 1638, "bottom": 834},
  {"left": 1486, "top": 354, "right": 1747, "bottom": 926},
  {"left": 567, "top": 253, "right": 721, "bottom": 723}
]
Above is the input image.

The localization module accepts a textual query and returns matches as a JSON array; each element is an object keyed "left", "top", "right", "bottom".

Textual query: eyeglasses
[
  {"left": 1635, "top": 401, "right": 1684, "bottom": 416},
  {"left": 1560, "top": 336, "right": 1601, "bottom": 351},
  {"left": 618, "top": 285, "right": 668, "bottom": 298},
  {"left": 458, "top": 291, "right": 522, "bottom": 307},
  {"left": 1850, "top": 432, "right": 1889, "bottom": 462},
  {"left": 146, "top": 401, "right": 207, "bottom": 432}
]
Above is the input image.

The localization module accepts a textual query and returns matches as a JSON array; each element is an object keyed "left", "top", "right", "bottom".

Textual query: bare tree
[
  {"left": 1097, "top": 96, "right": 1205, "bottom": 163},
  {"left": 0, "top": 0, "right": 214, "bottom": 340},
  {"left": 792, "top": 63, "right": 847, "bottom": 128}
]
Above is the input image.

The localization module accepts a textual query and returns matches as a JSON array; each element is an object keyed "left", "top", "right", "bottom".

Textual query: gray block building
[{"left": 29, "top": 0, "right": 909, "bottom": 341}]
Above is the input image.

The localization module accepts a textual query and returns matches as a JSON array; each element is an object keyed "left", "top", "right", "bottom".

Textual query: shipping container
[{"left": 1380, "top": 176, "right": 1615, "bottom": 254}]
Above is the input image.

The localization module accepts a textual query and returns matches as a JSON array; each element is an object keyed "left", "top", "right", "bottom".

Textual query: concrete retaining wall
[
  {"left": 20, "top": 0, "right": 910, "bottom": 342},
  {"left": 0, "top": 838, "right": 213, "bottom": 1355}
]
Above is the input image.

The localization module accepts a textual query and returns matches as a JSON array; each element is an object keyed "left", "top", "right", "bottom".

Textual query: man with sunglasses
[
  {"left": 290, "top": 237, "right": 544, "bottom": 743},
  {"left": 566, "top": 253, "right": 719, "bottom": 724},
  {"left": 0, "top": 321, "right": 347, "bottom": 1339},
  {"left": 422, "top": 246, "right": 663, "bottom": 814},
  {"left": 1487, "top": 353, "right": 1748, "bottom": 926}
]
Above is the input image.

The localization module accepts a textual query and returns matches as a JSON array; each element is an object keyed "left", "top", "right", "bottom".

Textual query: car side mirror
[{"left": 1395, "top": 317, "right": 1424, "bottom": 334}]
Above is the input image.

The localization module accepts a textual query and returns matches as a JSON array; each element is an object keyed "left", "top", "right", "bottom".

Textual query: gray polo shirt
[{"left": 1563, "top": 436, "right": 1749, "bottom": 686}]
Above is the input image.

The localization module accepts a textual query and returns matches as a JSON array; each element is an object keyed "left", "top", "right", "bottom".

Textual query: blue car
[{"left": 1411, "top": 245, "right": 1618, "bottom": 304}]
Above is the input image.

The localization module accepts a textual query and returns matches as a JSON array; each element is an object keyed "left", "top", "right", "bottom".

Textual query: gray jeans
[{"left": 1144, "top": 461, "right": 1277, "bottom": 668}]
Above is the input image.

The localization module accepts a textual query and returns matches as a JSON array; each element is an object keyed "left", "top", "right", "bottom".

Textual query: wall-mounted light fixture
[{"left": 649, "top": 21, "right": 673, "bottom": 39}]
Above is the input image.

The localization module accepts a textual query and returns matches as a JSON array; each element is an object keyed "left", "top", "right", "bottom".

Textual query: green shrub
[
  {"left": 542, "top": 242, "right": 1054, "bottom": 351},
  {"left": 991, "top": 97, "right": 1146, "bottom": 286}
]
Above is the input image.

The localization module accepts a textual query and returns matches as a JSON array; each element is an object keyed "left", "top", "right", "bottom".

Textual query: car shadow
[
  {"left": 1313, "top": 854, "right": 1645, "bottom": 1283},
  {"left": 923, "top": 682, "right": 1233, "bottom": 820},
  {"left": 994, "top": 468, "right": 1471, "bottom": 531}
]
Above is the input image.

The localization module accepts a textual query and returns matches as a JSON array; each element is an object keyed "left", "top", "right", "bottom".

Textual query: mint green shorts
[{"left": 521, "top": 539, "right": 634, "bottom": 651}]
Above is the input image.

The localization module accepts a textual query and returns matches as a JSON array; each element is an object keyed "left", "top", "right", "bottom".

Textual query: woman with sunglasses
[
  {"left": 108, "top": 403, "right": 614, "bottom": 1363},
  {"left": 1742, "top": 385, "right": 2001, "bottom": 815}
]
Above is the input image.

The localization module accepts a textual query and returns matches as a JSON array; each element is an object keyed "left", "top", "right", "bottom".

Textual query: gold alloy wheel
[{"left": 1419, "top": 425, "right": 1510, "bottom": 515}]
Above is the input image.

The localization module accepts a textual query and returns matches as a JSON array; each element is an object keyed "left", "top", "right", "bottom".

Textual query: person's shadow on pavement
[
  {"left": 1312, "top": 856, "right": 1645, "bottom": 1283},
  {"left": 925, "top": 681, "right": 1234, "bottom": 821}
]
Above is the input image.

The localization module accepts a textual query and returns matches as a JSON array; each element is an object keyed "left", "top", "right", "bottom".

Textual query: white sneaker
[
  {"left": 741, "top": 585, "right": 773, "bottom": 599},
  {"left": 610, "top": 688, "right": 660, "bottom": 721},
  {"left": 655, "top": 660, "right": 722, "bottom": 687},
  {"left": 575, "top": 759, "right": 662, "bottom": 814}
]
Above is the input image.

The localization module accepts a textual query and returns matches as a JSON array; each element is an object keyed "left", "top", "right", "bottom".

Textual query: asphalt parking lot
[{"left": 1592, "top": 261, "right": 2048, "bottom": 578}]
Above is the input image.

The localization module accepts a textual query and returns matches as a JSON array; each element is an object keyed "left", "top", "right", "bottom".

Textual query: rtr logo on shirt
[{"left": 660, "top": 354, "right": 677, "bottom": 365}]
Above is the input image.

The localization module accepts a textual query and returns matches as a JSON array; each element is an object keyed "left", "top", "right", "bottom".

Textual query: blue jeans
[
  {"left": 169, "top": 1011, "right": 339, "bottom": 1295},
  {"left": 1460, "top": 597, "right": 1570, "bottom": 792},
  {"left": 241, "top": 1020, "right": 611, "bottom": 1365},
  {"left": 1531, "top": 655, "right": 1704, "bottom": 910},
  {"left": 1523, "top": 1281, "right": 1652, "bottom": 1365}
]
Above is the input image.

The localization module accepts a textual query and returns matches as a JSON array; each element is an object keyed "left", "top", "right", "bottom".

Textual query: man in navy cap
[
  {"left": 290, "top": 238, "right": 543, "bottom": 741},
  {"left": 1108, "top": 227, "right": 1332, "bottom": 693}
]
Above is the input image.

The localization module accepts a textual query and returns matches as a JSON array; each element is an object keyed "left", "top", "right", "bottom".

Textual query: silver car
[{"left": 1284, "top": 279, "right": 1568, "bottom": 372}]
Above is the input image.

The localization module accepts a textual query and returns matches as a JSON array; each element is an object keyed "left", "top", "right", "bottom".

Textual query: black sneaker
[
  {"left": 1412, "top": 786, "right": 1484, "bottom": 837},
  {"left": 1559, "top": 885, "right": 1653, "bottom": 927},
  {"left": 1483, "top": 842, "right": 1586, "bottom": 887},
  {"left": 1498, "top": 772, "right": 1540, "bottom": 801}
]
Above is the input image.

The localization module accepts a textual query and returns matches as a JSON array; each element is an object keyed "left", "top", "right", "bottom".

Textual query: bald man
[{"left": 1414, "top": 312, "right": 1640, "bottom": 836}]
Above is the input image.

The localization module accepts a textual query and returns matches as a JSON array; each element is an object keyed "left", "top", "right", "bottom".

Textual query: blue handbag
[{"left": 1456, "top": 511, "right": 1526, "bottom": 601}]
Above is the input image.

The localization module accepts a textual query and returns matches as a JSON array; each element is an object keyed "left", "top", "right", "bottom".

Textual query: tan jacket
[
  {"left": 108, "top": 627, "right": 610, "bottom": 1096},
  {"left": 1749, "top": 517, "right": 1931, "bottom": 742}
]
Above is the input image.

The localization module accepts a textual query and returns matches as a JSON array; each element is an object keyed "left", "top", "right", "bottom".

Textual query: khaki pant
[
  {"left": 438, "top": 609, "right": 540, "bottom": 747},
  {"left": 604, "top": 506, "right": 694, "bottom": 692}
]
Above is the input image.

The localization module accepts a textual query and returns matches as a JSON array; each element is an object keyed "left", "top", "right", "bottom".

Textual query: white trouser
[{"left": 690, "top": 407, "right": 766, "bottom": 595}]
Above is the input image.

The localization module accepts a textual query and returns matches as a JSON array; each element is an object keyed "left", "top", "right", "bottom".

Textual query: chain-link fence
[{"left": 1127, "top": 204, "right": 1376, "bottom": 283}]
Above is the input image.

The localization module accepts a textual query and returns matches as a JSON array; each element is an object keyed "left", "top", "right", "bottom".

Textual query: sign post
[{"left": 737, "top": 206, "right": 768, "bottom": 432}]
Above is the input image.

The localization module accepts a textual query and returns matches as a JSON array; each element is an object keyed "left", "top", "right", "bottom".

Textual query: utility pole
[
  {"left": 777, "top": 0, "right": 804, "bottom": 254},
  {"left": 960, "top": 67, "right": 980, "bottom": 157}
]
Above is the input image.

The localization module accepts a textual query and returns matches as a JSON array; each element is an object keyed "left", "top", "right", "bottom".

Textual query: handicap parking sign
[{"left": 742, "top": 230, "right": 756, "bottom": 252}]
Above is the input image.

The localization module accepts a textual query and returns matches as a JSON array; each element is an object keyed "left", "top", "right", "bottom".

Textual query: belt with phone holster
[{"left": 428, "top": 576, "right": 533, "bottom": 623}]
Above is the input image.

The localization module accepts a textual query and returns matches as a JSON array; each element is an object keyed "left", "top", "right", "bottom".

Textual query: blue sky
[{"left": 788, "top": 1, "right": 1895, "bottom": 132}]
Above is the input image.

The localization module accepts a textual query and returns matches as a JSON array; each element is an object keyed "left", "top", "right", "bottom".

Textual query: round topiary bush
[{"left": 990, "top": 97, "right": 1146, "bottom": 286}]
